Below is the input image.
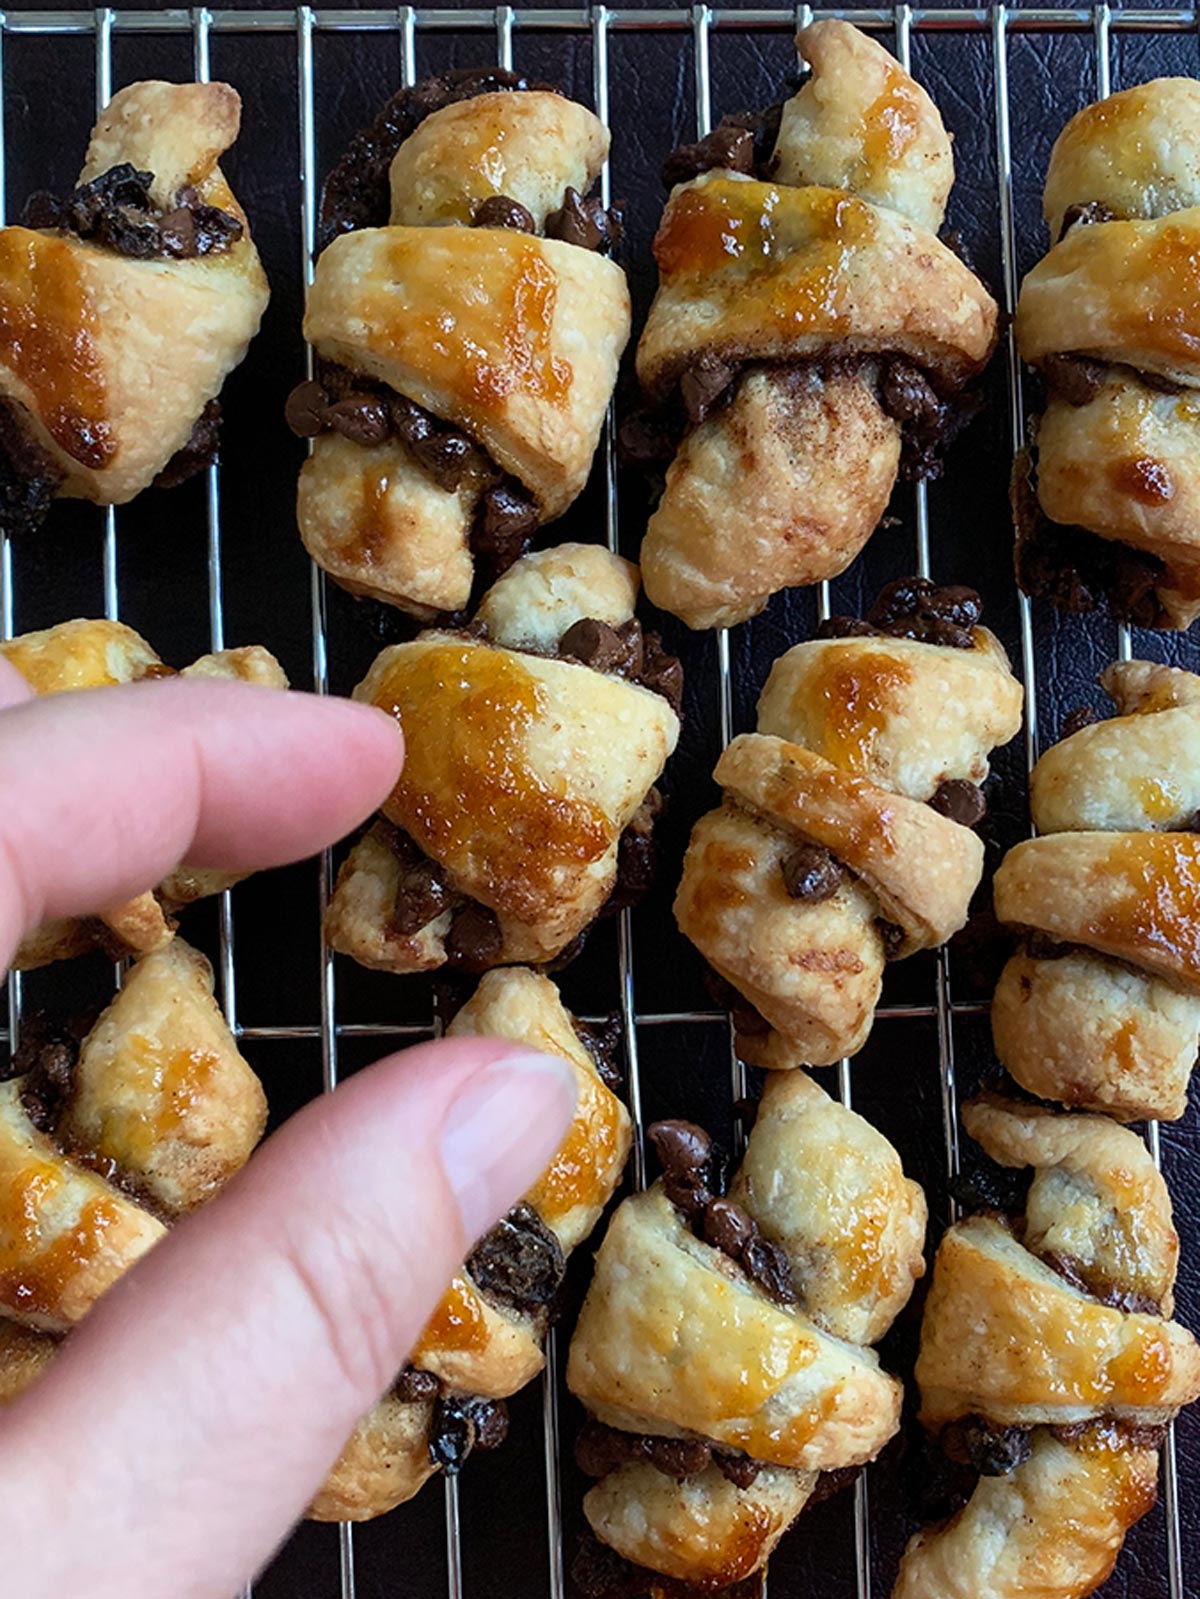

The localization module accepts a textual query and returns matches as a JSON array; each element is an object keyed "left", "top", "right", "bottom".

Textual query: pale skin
[{"left": 0, "top": 661, "right": 576, "bottom": 1599}]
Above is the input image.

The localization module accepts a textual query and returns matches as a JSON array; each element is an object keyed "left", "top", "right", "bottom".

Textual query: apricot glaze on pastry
[
  {"left": 314, "top": 967, "right": 630, "bottom": 1519},
  {"left": 631, "top": 20, "right": 998, "bottom": 630},
  {"left": 325, "top": 544, "right": 681, "bottom": 974},
  {"left": 290, "top": 68, "right": 631, "bottom": 618},
  {"left": 0, "top": 80, "right": 269, "bottom": 532},
  {"left": 0, "top": 618, "right": 288, "bottom": 970},
  {"left": 1014, "top": 79, "right": 1200, "bottom": 628},
  {"left": 992, "top": 659, "right": 1200, "bottom": 1121},
  {"left": 0, "top": 940, "right": 266, "bottom": 1385},
  {"left": 895, "top": 1096, "right": 1200, "bottom": 1599},
  {"left": 567, "top": 1071, "right": 926, "bottom": 1593},
  {"left": 674, "top": 578, "right": 1022, "bottom": 1068}
]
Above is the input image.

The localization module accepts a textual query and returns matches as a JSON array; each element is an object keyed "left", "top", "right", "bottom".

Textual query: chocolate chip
[
  {"left": 391, "top": 854, "right": 451, "bottom": 937},
  {"left": 466, "top": 1202, "right": 566, "bottom": 1315},
  {"left": 0, "top": 398, "right": 65, "bottom": 537},
  {"left": 866, "top": 576, "right": 982, "bottom": 648},
  {"left": 1059, "top": 199, "right": 1117, "bottom": 240},
  {"left": 928, "top": 779, "right": 987, "bottom": 828},
  {"left": 560, "top": 617, "right": 645, "bottom": 678},
  {"left": 472, "top": 194, "right": 536, "bottom": 233},
  {"left": 394, "top": 1365, "right": 440, "bottom": 1403},
  {"left": 1060, "top": 705, "right": 1099, "bottom": 739},
  {"left": 740, "top": 1231, "right": 796, "bottom": 1306},
  {"left": 714, "top": 1452, "right": 760, "bottom": 1488},
  {"left": 157, "top": 206, "right": 198, "bottom": 258},
  {"left": 153, "top": 399, "right": 222, "bottom": 490},
  {"left": 324, "top": 395, "right": 393, "bottom": 447},
  {"left": 576, "top": 1419, "right": 639, "bottom": 1478},
  {"left": 1043, "top": 352, "right": 1107, "bottom": 407},
  {"left": 444, "top": 901, "right": 503, "bottom": 970},
  {"left": 680, "top": 353, "right": 737, "bottom": 425},
  {"left": 472, "top": 479, "right": 540, "bottom": 571},
  {"left": 703, "top": 1197, "right": 755, "bottom": 1257},
  {"left": 411, "top": 430, "right": 477, "bottom": 491},
  {"left": 429, "top": 1394, "right": 509, "bottom": 1473},
  {"left": 285, "top": 380, "right": 329, "bottom": 439},
  {"left": 816, "top": 615, "right": 877, "bottom": 640},
  {"left": 545, "top": 187, "right": 622, "bottom": 254},
  {"left": 780, "top": 843, "right": 844, "bottom": 902},
  {"left": 945, "top": 1416, "right": 1032, "bottom": 1477},
  {"left": 639, "top": 634, "right": 684, "bottom": 715},
  {"left": 649, "top": 1119, "right": 717, "bottom": 1221},
  {"left": 662, "top": 121, "right": 756, "bottom": 188}
]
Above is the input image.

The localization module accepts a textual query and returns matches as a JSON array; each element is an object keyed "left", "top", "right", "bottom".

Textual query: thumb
[{"left": 0, "top": 1037, "right": 576, "bottom": 1599}]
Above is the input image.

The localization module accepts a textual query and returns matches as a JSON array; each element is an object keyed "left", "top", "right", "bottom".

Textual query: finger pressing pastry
[
  {"left": 992, "top": 658, "right": 1200, "bottom": 1120},
  {"left": 314, "top": 966, "right": 630, "bottom": 1519},
  {"left": 0, "top": 80, "right": 268, "bottom": 533},
  {"left": 567, "top": 1070, "right": 926, "bottom": 1593},
  {"left": 895, "top": 1095, "right": 1200, "bottom": 1599},
  {"left": 0, "top": 617, "right": 288, "bottom": 971},
  {"left": 291, "top": 68, "right": 630, "bottom": 619},
  {"left": 325, "top": 544, "right": 681, "bottom": 974},
  {"left": 1014, "top": 79, "right": 1200, "bottom": 628},
  {"left": 632, "top": 19, "right": 998, "bottom": 630},
  {"left": 0, "top": 939, "right": 265, "bottom": 1364},
  {"left": 675, "top": 578, "right": 1022, "bottom": 1068}
]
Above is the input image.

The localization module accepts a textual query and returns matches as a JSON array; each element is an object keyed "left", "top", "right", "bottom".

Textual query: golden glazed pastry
[
  {"left": 675, "top": 579, "right": 1022, "bottom": 1068},
  {"left": 325, "top": 544, "right": 681, "bottom": 974},
  {"left": 1013, "top": 79, "right": 1200, "bottom": 628},
  {"left": 992, "top": 659, "right": 1200, "bottom": 1120},
  {"left": 0, "top": 81, "right": 268, "bottom": 531},
  {"left": 0, "top": 939, "right": 265, "bottom": 1354},
  {"left": 313, "top": 966, "right": 630, "bottom": 1520},
  {"left": 0, "top": 617, "right": 288, "bottom": 971},
  {"left": 292, "top": 68, "right": 630, "bottom": 619},
  {"left": 567, "top": 1070, "right": 925, "bottom": 1592},
  {"left": 895, "top": 1095, "right": 1200, "bottom": 1599},
  {"left": 634, "top": 20, "right": 998, "bottom": 630}
]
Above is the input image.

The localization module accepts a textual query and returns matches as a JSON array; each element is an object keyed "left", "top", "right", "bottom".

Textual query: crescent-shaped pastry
[
  {"left": 0, "top": 618, "right": 288, "bottom": 971},
  {"left": 674, "top": 578, "right": 1021, "bottom": 1068},
  {"left": 0, "top": 940, "right": 265, "bottom": 1346},
  {"left": 1013, "top": 79, "right": 1200, "bottom": 628},
  {"left": 325, "top": 545, "right": 681, "bottom": 974},
  {"left": 992, "top": 659, "right": 1200, "bottom": 1119},
  {"left": 292, "top": 70, "right": 630, "bottom": 619},
  {"left": 568, "top": 1070, "right": 924, "bottom": 1591},
  {"left": 896, "top": 1096, "right": 1200, "bottom": 1599},
  {"left": 313, "top": 966, "right": 630, "bottom": 1521},
  {"left": 0, "top": 80, "right": 268, "bottom": 530},
  {"left": 634, "top": 20, "right": 998, "bottom": 629}
]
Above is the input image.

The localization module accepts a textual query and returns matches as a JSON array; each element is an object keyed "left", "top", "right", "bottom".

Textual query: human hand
[{"left": 0, "top": 662, "right": 577, "bottom": 1599}]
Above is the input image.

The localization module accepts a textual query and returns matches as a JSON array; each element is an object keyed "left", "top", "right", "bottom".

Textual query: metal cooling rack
[{"left": 0, "top": 6, "right": 1194, "bottom": 1599}]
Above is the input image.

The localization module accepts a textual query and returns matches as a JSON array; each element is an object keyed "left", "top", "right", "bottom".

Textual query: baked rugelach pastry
[
  {"left": 895, "top": 1095, "right": 1200, "bottom": 1599},
  {"left": 314, "top": 966, "right": 631, "bottom": 1519},
  {"left": 0, "top": 80, "right": 268, "bottom": 532},
  {"left": 632, "top": 19, "right": 998, "bottom": 630},
  {"left": 290, "top": 69, "right": 630, "bottom": 619},
  {"left": 992, "top": 658, "right": 1200, "bottom": 1121},
  {"left": 0, "top": 938, "right": 265, "bottom": 1368},
  {"left": 675, "top": 578, "right": 1022, "bottom": 1068},
  {"left": 325, "top": 544, "right": 681, "bottom": 974},
  {"left": 0, "top": 617, "right": 288, "bottom": 971},
  {"left": 567, "top": 1070, "right": 926, "bottom": 1593},
  {"left": 1014, "top": 79, "right": 1200, "bottom": 628}
]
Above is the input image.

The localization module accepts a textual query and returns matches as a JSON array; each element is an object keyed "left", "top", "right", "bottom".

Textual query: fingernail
[{"left": 440, "top": 1052, "right": 577, "bottom": 1243}]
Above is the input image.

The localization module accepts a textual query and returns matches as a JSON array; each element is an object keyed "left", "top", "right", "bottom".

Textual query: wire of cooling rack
[{"left": 0, "top": 8, "right": 1194, "bottom": 1599}]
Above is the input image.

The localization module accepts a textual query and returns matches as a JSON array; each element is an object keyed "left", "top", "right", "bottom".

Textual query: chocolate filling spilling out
[
  {"left": 23, "top": 163, "right": 244, "bottom": 261},
  {"left": 574, "top": 1014, "right": 624, "bottom": 1092},
  {"left": 648, "top": 1119, "right": 796, "bottom": 1307},
  {"left": 0, "top": 399, "right": 65, "bottom": 538},
  {"left": 428, "top": 1393, "right": 510, "bottom": 1473},
  {"left": 576, "top": 1417, "right": 763, "bottom": 1487},
  {"left": 1013, "top": 446, "right": 1170, "bottom": 629},
  {"left": 466, "top": 1201, "right": 567, "bottom": 1318},
  {"left": 7, "top": 1012, "right": 80, "bottom": 1134}
]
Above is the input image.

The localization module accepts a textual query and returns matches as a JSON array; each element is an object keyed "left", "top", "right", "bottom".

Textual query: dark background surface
[{"left": 1, "top": 3, "right": 1198, "bottom": 1596}]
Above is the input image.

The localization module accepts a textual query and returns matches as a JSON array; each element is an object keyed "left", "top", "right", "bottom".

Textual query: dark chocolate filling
[
  {"left": 940, "top": 1414, "right": 1033, "bottom": 1476},
  {"left": 428, "top": 1393, "right": 509, "bottom": 1473},
  {"left": 1039, "top": 1249, "right": 1163, "bottom": 1317},
  {"left": 393, "top": 1365, "right": 440, "bottom": 1403},
  {"left": 1013, "top": 444, "right": 1171, "bottom": 629},
  {"left": 23, "top": 163, "right": 243, "bottom": 261},
  {"left": 466, "top": 1201, "right": 566, "bottom": 1317},
  {"left": 779, "top": 842, "right": 845, "bottom": 903},
  {"left": 818, "top": 573, "right": 983, "bottom": 649},
  {"left": 152, "top": 399, "right": 223, "bottom": 491},
  {"left": 574, "top": 1014, "right": 624, "bottom": 1092},
  {"left": 1058, "top": 199, "right": 1118, "bottom": 241},
  {"left": 648, "top": 1119, "right": 796, "bottom": 1306},
  {"left": 928, "top": 778, "right": 987, "bottom": 828},
  {"left": 606, "top": 788, "right": 665, "bottom": 915},
  {"left": 0, "top": 399, "right": 65, "bottom": 538},
  {"left": 576, "top": 1417, "right": 763, "bottom": 1487},
  {"left": 7, "top": 1012, "right": 80, "bottom": 1133},
  {"left": 661, "top": 103, "right": 788, "bottom": 190}
]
